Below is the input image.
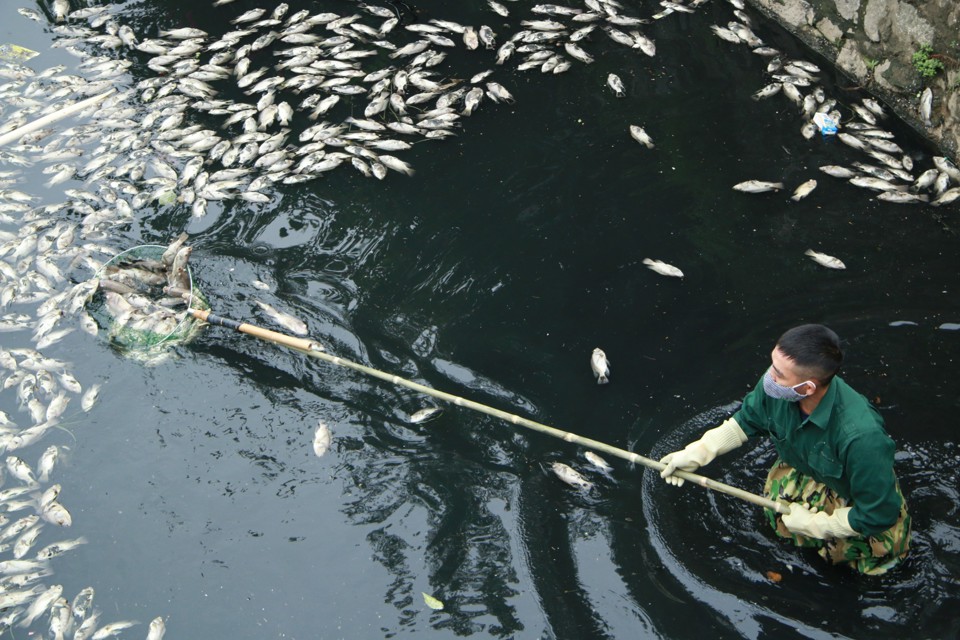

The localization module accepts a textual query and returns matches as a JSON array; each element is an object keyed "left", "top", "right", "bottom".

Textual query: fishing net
[{"left": 88, "top": 244, "right": 208, "bottom": 353}]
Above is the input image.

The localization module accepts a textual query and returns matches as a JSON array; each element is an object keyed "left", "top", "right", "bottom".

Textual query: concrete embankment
[{"left": 747, "top": 0, "right": 960, "bottom": 158}]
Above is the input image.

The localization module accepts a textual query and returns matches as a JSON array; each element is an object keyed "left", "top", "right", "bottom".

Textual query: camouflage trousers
[{"left": 763, "top": 460, "right": 911, "bottom": 576}]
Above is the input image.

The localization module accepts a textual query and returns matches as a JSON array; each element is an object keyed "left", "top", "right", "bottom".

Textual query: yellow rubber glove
[
  {"left": 659, "top": 417, "right": 748, "bottom": 486},
  {"left": 781, "top": 504, "right": 860, "bottom": 539}
]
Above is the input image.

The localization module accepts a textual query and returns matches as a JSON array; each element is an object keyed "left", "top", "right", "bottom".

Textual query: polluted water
[{"left": 0, "top": 0, "right": 956, "bottom": 636}]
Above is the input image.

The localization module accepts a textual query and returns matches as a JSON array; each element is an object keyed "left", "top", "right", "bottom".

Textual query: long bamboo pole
[
  {"left": 189, "top": 308, "right": 790, "bottom": 515},
  {"left": 0, "top": 90, "right": 115, "bottom": 147}
]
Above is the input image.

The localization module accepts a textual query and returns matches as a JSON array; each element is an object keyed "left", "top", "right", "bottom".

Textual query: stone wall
[{"left": 746, "top": 0, "right": 960, "bottom": 159}]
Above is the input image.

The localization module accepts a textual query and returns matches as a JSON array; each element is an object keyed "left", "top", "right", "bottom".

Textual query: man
[{"left": 659, "top": 324, "right": 911, "bottom": 575}]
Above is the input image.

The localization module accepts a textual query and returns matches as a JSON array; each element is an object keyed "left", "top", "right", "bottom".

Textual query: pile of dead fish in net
[
  {"left": 0, "top": 0, "right": 958, "bottom": 635},
  {"left": 709, "top": 9, "right": 960, "bottom": 206}
]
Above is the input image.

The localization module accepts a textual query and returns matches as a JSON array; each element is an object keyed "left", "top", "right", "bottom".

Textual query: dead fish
[
  {"left": 584, "top": 451, "right": 613, "bottom": 472},
  {"left": 919, "top": 87, "right": 933, "bottom": 127},
  {"left": 819, "top": 165, "right": 858, "bottom": 179},
  {"left": 629, "top": 125, "right": 654, "bottom": 148},
  {"left": 81, "top": 383, "right": 101, "bottom": 412},
  {"left": 254, "top": 300, "right": 308, "bottom": 335},
  {"left": 488, "top": 0, "right": 509, "bottom": 17},
  {"left": 733, "top": 180, "right": 784, "bottom": 193},
  {"left": 752, "top": 83, "right": 781, "bottom": 100},
  {"left": 5, "top": 456, "right": 36, "bottom": 485},
  {"left": 409, "top": 406, "right": 442, "bottom": 424},
  {"left": 37, "top": 446, "right": 58, "bottom": 483},
  {"left": 849, "top": 176, "right": 903, "bottom": 192},
  {"left": 564, "top": 42, "right": 594, "bottom": 64},
  {"left": 41, "top": 501, "right": 72, "bottom": 527},
  {"left": 21, "top": 583, "right": 63, "bottom": 627},
  {"left": 804, "top": 249, "right": 846, "bottom": 269},
  {"left": 931, "top": 187, "right": 960, "bottom": 207},
  {"left": 642, "top": 258, "right": 683, "bottom": 278},
  {"left": 590, "top": 348, "right": 610, "bottom": 384},
  {"left": 147, "top": 617, "right": 166, "bottom": 640},
  {"left": 550, "top": 462, "right": 593, "bottom": 490},
  {"left": 89, "top": 620, "right": 139, "bottom": 638},
  {"left": 607, "top": 73, "right": 625, "bottom": 97},
  {"left": 313, "top": 421, "right": 332, "bottom": 457},
  {"left": 791, "top": 179, "right": 817, "bottom": 201},
  {"left": 876, "top": 191, "right": 928, "bottom": 204},
  {"left": 36, "top": 536, "right": 88, "bottom": 560}
]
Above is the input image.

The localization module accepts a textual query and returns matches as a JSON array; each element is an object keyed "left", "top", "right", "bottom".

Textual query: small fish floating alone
[
  {"left": 591, "top": 348, "right": 610, "bottom": 384},
  {"left": 629, "top": 125, "right": 654, "bottom": 149},
  {"left": 733, "top": 180, "right": 784, "bottom": 193},
  {"left": 790, "top": 179, "right": 817, "bottom": 201},
  {"left": 584, "top": 451, "right": 613, "bottom": 472},
  {"left": 147, "top": 617, "right": 166, "bottom": 640},
  {"left": 409, "top": 406, "right": 442, "bottom": 424},
  {"left": 550, "top": 462, "right": 593, "bottom": 490},
  {"left": 642, "top": 258, "right": 683, "bottom": 278},
  {"left": 313, "top": 421, "right": 332, "bottom": 457},
  {"left": 804, "top": 249, "right": 846, "bottom": 270},
  {"left": 607, "top": 73, "right": 625, "bottom": 97},
  {"left": 254, "top": 300, "right": 309, "bottom": 336}
]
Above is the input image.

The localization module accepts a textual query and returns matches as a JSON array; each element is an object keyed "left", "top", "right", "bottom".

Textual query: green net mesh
[{"left": 89, "top": 244, "right": 208, "bottom": 353}]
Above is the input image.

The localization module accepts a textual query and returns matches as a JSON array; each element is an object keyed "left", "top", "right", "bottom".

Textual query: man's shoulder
[{"left": 830, "top": 377, "right": 889, "bottom": 439}]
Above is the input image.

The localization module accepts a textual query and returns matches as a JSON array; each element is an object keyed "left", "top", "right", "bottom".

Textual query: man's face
[{"left": 769, "top": 347, "right": 815, "bottom": 395}]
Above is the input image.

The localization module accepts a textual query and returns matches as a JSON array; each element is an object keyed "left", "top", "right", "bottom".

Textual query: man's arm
[
  {"left": 844, "top": 434, "right": 901, "bottom": 536},
  {"left": 658, "top": 417, "right": 748, "bottom": 486},
  {"left": 782, "top": 432, "right": 900, "bottom": 540}
]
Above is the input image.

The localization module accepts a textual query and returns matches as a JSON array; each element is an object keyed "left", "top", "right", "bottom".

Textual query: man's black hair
[{"left": 776, "top": 324, "right": 843, "bottom": 385}]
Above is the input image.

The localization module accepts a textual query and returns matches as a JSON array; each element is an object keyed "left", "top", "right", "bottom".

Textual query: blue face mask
[{"left": 762, "top": 369, "right": 815, "bottom": 402}]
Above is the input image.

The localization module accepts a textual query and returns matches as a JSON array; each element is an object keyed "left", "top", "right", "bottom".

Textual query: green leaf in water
[{"left": 422, "top": 592, "right": 444, "bottom": 610}]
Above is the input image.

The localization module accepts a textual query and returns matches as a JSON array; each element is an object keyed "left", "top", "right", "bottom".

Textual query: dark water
[{"left": 1, "top": 0, "right": 959, "bottom": 638}]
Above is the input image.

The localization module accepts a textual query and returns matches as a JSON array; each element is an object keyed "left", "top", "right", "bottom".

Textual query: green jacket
[{"left": 734, "top": 375, "right": 902, "bottom": 536}]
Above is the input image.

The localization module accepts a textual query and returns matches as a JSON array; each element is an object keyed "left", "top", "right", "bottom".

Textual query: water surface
[{"left": 1, "top": 0, "right": 958, "bottom": 638}]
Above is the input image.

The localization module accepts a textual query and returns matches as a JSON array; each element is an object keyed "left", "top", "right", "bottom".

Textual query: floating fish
[
  {"left": 642, "top": 258, "right": 683, "bottom": 278},
  {"left": 629, "top": 125, "right": 654, "bottom": 149},
  {"left": 147, "top": 617, "right": 167, "bottom": 640},
  {"left": 590, "top": 348, "right": 610, "bottom": 384},
  {"left": 89, "top": 619, "right": 139, "bottom": 638},
  {"left": 607, "top": 73, "right": 625, "bottom": 97},
  {"left": 790, "top": 179, "right": 817, "bottom": 201},
  {"left": 919, "top": 88, "right": 933, "bottom": 127},
  {"left": 81, "top": 383, "right": 101, "bottom": 412},
  {"left": 550, "top": 462, "right": 593, "bottom": 490},
  {"left": 733, "top": 180, "right": 784, "bottom": 193},
  {"left": 804, "top": 249, "right": 846, "bottom": 270},
  {"left": 584, "top": 451, "right": 613, "bottom": 472},
  {"left": 422, "top": 592, "right": 444, "bottom": 610},
  {"left": 313, "top": 421, "right": 332, "bottom": 457},
  {"left": 409, "top": 406, "right": 442, "bottom": 424},
  {"left": 254, "top": 300, "right": 308, "bottom": 336}
]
